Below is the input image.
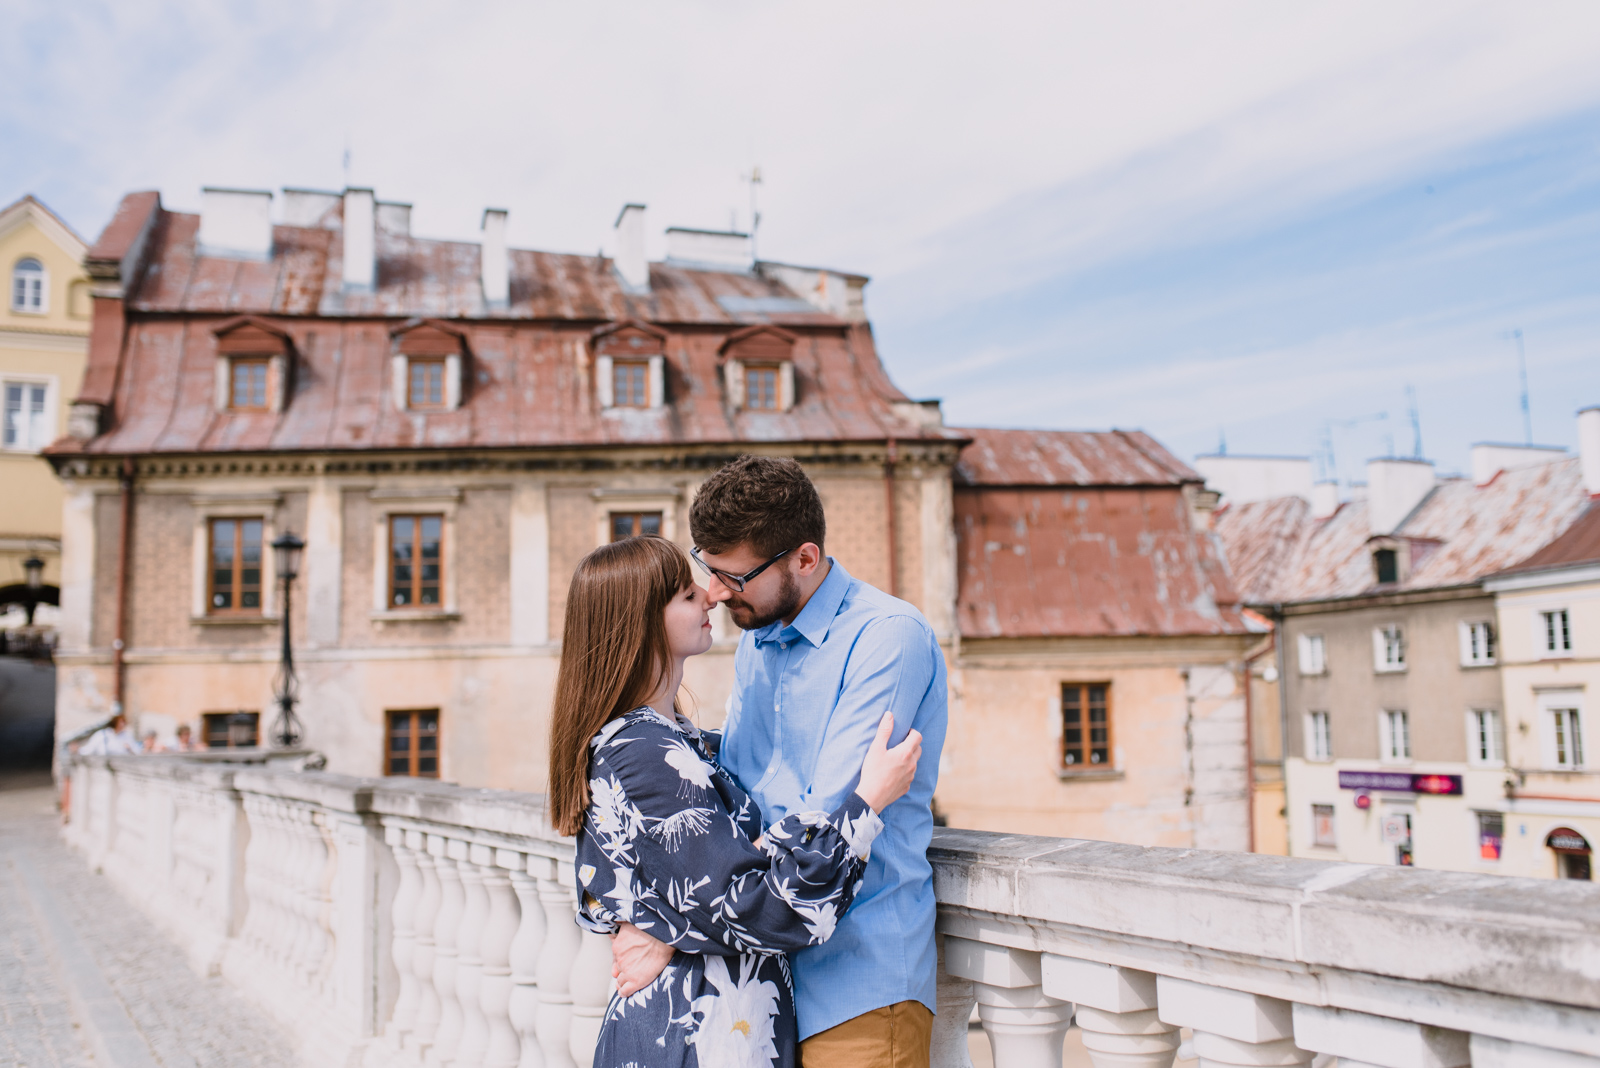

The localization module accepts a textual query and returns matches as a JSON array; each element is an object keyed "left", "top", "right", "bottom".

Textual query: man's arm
[{"left": 807, "top": 614, "right": 938, "bottom": 813}]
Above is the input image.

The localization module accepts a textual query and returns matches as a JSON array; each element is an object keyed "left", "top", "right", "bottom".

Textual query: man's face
[{"left": 698, "top": 543, "right": 803, "bottom": 631}]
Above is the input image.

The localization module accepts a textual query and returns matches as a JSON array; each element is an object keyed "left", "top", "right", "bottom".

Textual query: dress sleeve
[{"left": 577, "top": 724, "right": 881, "bottom": 956}]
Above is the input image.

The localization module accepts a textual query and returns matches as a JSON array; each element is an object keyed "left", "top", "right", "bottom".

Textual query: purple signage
[{"left": 1337, "top": 770, "right": 1462, "bottom": 796}]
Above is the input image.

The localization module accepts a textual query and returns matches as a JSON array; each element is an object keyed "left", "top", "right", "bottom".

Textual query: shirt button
[{"left": 779, "top": 642, "right": 787, "bottom": 649}]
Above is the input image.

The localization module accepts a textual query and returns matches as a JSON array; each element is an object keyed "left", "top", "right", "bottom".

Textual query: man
[{"left": 612, "top": 454, "right": 948, "bottom": 1067}]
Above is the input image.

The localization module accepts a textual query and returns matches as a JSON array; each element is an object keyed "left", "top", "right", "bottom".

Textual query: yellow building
[{"left": 1, "top": 194, "right": 90, "bottom": 627}]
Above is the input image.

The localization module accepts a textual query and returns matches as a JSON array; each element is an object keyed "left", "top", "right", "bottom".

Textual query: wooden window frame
[
  {"left": 744, "top": 364, "right": 780, "bottom": 410},
  {"left": 612, "top": 360, "right": 650, "bottom": 408},
  {"left": 408, "top": 357, "right": 447, "bottom": 410},
  {"left": 228, "top": 357, "right": 271, "bottom": 411},
  {"left": 387, "top": 513, "right": 445, "bottom": 609},
  {"left": 385, "top": 708, "right": 441, "bottom": 778},
  {"left": 1060, "top": 682, "right": 1112, "bottom": 773},
  {"left": 202, "top": 711, "right": 259, "bottom": 748},
  {"left": 609, "top": 511, "right": 663, "bottom": 542},
  {"left": 207, "top": 517, "right": 266, "bottom": 616}
]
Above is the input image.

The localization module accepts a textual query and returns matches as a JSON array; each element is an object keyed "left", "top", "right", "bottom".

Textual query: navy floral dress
[{"left": 575, "top": 707, "right": 882, "bottom": 1068}]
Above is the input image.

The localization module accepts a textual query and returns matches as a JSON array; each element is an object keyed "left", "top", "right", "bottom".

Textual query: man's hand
[{"left": 611, "top": 921, "right": 674, "bottom": 997}]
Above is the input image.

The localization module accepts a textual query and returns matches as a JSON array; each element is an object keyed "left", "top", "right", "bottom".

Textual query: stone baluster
[
  {"left": 1041, "top": 955, "right": 1179, "bottom": 1068},
  {"left": 411, "top": 832, "right": 444, "bottom": 1056},
  {"left": 931, "top": 935, "right": 977, "bottom": 1068},
  {"left": 507, "top": 864, "right": 548, "bottom": 1068},
  {"left": 943, "top": 938, "right": 1074, "bottom": 1068},
  {"left": 306, "top": 811, "right": 338, "bottom": 993},
  {"left": 1290, "top": 1004, "right": 1468, "bottom": 1068},
  {"left": 455, "top": 850, "right": 492, "bottom": 1068},
  {"left": 479, "top": 848, "right": 524, "bottom": 1068},
  {"left": 568, "top": 924, "right": 614, "bottom": 1068},
  {"left": 387, "top": 828, "right": 422, "bottom": 1049},
  {"left": 534, "top": 858, "right": 580, "bottom": 1068},
  {"left": 431, "top": 838, "right": 467, "bottom": 1066},
  {"left": 1157, "top": 978, "right": 1312, "bottom": 1067}
]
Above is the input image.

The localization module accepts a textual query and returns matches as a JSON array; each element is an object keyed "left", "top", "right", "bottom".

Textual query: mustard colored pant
[{"left": 800, "top": 1001, "right": 933, "bottom": 1068}]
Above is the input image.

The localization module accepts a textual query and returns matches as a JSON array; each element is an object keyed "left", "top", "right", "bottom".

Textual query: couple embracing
[{"left": 547, "top": 455, "right": 948, "bottom": 1068}]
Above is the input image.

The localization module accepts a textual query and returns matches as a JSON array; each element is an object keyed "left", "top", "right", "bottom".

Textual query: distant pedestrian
[
  {"left": 174, "top": 724, "right": 205, "bottom": 752},
  {"left": 80, "top": 714, "right": 141, "bottom": 756},
  {"left": 141, "top": 730, "right": 163, "bottom": 753}
]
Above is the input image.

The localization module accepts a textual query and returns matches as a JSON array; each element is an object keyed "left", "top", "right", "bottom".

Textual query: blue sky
[{"left": 4, "top": 1, "right": 1598, "bottom": 482}]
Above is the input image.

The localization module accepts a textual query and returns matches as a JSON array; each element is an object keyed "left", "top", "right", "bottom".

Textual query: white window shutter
[
  {"left": 391, "top": 355, "right": 408, "bottom": 411},
  {"left": 1458, "top": 621, "right": 1473, "bottom": 666},
  {"left": 214, "top": 358, "right": 230, "bottom": 411},
  {"left": 1372, "top": 629, "right": 1385, "bottom": 671},
  {"left": 779, "top": 360, "right": 795, "bottom": 411},
  {"left": 725, "top": 359, "right": 745, "bottom": 409},
  {"left": 648, "top": 354, "right": 665, "bottom": 408},
  {"left": 444, "top": 354, "right": 462, "bottom": 410},
  {"left": 596, "top": 355, "right": 614, "bottom": 408}
]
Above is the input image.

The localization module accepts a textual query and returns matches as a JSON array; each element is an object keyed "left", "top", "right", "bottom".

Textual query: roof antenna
[
  {"left": 743, "top": 166, "right": 763, "bottom": 260},
  {"left": 1513, "top": 328, "right": 1532, "bottom": 445},
  {"left": 1406, "top": 384, "right": 1423, "bottom": 459},
  {"left": 1217, "top": 427, "right": 1227, "bottom": 456},
  {"left": 342, "top": 135, "right": 352, "bottom": 187}
]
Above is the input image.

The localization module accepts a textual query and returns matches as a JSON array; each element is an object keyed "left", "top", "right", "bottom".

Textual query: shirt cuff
[{"left": 840, "top": 793, "right": 885, "bottom": 860}]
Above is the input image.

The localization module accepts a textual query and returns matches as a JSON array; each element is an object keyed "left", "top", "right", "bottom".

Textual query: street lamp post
[{"left": 270, "top": 532, "right": 305, "bottom": 748}]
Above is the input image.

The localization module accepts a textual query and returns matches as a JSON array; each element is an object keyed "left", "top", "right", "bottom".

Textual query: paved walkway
[{"left": 0, "top": 775, "right": 301, "bottom": 1068}]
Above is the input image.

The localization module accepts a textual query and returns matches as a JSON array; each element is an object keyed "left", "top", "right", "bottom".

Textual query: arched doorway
[{"left": 1547, "top": 827, "right": 1592, "bottom": 880}]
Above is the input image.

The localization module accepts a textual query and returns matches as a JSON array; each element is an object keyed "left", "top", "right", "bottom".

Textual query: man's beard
[{"left": 725, "top": 566, "right": 802, "bottom": 631}]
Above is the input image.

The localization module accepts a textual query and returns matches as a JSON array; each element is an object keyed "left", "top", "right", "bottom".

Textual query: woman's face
[{"left": 664, "top": 582, "right": 715, "bottom": 660}]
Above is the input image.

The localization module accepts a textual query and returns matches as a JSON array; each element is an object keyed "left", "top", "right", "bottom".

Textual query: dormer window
[
  {"left": 592, "top": 320, "right": 667, "bottom": 410},
  {"left": 1373, "top": 547, "right": 1398, "bottom": 585},
  {"left": 212, "top": 317, "right": 294, "bottom": 414},
  {"left": 390, "top": 320, "right": 469, "bottom": 413},
  {"left": 721, "top": 324, "right": 797, "bottom": 412}
]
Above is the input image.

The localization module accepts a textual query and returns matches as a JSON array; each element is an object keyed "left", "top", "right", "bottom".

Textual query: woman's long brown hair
[{"left": 547, "top": 535, "right": 694, "bottom": 836}]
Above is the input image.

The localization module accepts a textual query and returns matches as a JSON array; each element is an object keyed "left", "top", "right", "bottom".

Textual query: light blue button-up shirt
[{"left": 719, "top": 559, "right": 948, "bottom": 1040}]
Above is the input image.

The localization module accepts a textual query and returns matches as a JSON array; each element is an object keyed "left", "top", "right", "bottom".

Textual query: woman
[{"left": 548, "top": 536, "right": 920, "bottom": 1068}]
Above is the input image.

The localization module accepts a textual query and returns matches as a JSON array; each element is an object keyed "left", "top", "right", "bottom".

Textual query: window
[
  {"left": 613, "top": 361, "right": 649, "bottom": 407},
  {"left": 1061, "top": 683, "right": 1111, "bottom": 770},
  {"left": 1380, "top": 709, "right": 1410, "bottom": 763},
  {"left": 1373, "top": 547, "right": 1398, "bottom": 585},
  {"left": 745, "top": 365, "right": 779, "bottom": 410},
  {"left": 1477, "top": 811, "right": 1503, "bottom": 861},
  {"left": 1468, "top": 709, "right": 1504, "bottom": 766},
  {"left": 1373, "top": 625, "right": 1406, "bottom": 672},
  {"left": 11, "top": 257, "right": 45, "bottom": 312},
  {"left": 386, "top": 709, "right": 440, "bottom": 777},
  {"left": 1460, "top": 620, "right": 1496, "bottom": 666},
  {"left": 408, "top": 358, "right": 445, "bottom": 409},
  {"left": 1311, "top": 804, "right": 1337, "bottom": 848},
  {"left": 1541, "top": 610, "right": 1572, "bottom": 655},
  {"left": 202, "top": 711, "right": 259, "bottom": 748},
  {"left": 1306, "top": 711, "right": 1332, "bottom": 761},
  {"left": 208, "top": 518, "right": 264, "bottom": 614},
  {"left": 1297, "top": 634, "right": 1326, "bottom": 675},
  {"left": 2, "top": 382, "right": 48, "bottom": 450},
  {"left": 228, "top": 357, "right": 269, "bottom": 410},
  {"left": 1551, "top": 707, "right": 1585, "bottom": 769},
  {"left": 610, "top": 512, "right": 662, "bottom": 541},
  {"left": 389, "top": 514, "right": 443, "bottom": 607}
]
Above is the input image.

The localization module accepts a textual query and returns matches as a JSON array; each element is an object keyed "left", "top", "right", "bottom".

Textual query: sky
[{"left": 4, "top": 1, "right": 1598, "bottom": 484}]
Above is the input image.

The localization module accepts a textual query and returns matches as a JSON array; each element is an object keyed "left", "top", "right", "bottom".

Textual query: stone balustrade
[{"left": 65, "top": 754, "right": 1600, "bottom": 1068}]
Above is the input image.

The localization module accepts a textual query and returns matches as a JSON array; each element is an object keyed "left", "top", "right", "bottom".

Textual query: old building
[
  {"left": 1215, "top": 437, "right": 1593, "bottom": 874},
  {"left": 49, "top": 183, "right": 1259, "bottom": 850},
  {"left": 937, "top": 428, "right": 1258, "bottom": 848}
]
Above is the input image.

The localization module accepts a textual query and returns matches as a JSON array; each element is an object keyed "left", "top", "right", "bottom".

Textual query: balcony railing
[{"left": 64, "top": 753, "right": 1600, "bottom": 1068}]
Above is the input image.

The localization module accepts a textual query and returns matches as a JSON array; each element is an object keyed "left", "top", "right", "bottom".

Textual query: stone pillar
[
  {"left": 568, "top": 926, "right": 613, "bottom": 1068},
  {"left": 454, "top": 851, "right": 491, "bottom": 1068},
  {"left": 510, "top": 481, "right": 550, "bottom": 647},
  {"left": 931, "top": 935, "right": 977, "bottom": 1068},
  {"left": 1291, "top": 1004, "right": 1467, "bottom": 1068},
  {"left": 410, "top": 834, "right": 443, "bottom": 1053},
  {"left": 303, "top": 475, "right": 343, "bottom": 647},
  {"left": 1041, "top": 955, "right": 1178, "bottom": 1068},
  {"left": 386, "top": 829, "right": 422, "bottom": 1049},
  {"left": 507, "top": 864, "right": 547, "bottom": 1068},
  {"left": 479, "top": 848, "right": 524, "bottom": 1068},
  {"left": 430, "top": 840, "right": 467, "bottom": 1066},
  {"left": 1157, "top": 977, "right": 1311, "bottom": 1067},
  {"left": 534, "top": 859, "right": 579, "bottom": 1068},
  {"left": 943, "top": 938, "right": 1073, "bottom": 1068}
]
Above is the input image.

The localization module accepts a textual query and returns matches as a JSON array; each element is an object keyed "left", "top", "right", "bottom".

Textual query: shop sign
[
  {"left": 1381, "top": 814, "right": 1412, "bottom": 844},
  {"left": 1337, "top": 770, "right": 1462, "bottom": 795},
  {"left": 1547, "top": 828, "right": 1592, "bottom": 854}
]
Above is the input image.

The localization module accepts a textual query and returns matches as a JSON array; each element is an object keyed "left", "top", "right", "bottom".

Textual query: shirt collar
[{"left": 754, "top": 557, "right": 851, "bottom": 648}]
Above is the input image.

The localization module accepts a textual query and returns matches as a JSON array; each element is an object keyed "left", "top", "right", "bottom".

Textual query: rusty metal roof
[
  {"left": 1494, "top": 500, "right": 1600, "bottom": 576},
  {"left": 953, "top": 427, "right": 1200, "bottom": 486},
  {"left": 1213, "top": 458, "right": 1590, "bottom": 604}
]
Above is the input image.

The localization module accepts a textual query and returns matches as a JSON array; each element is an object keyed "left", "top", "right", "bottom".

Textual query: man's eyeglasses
[{"left": 689, "top": 546, "right": 791, "bottom": 593}]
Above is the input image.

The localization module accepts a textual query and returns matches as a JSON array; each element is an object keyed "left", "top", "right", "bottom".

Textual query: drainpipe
[
  {"left": 113, "top": 456, "right": 134, "bottom": 713},
  {"left": 884, "top": 437, "right": 899, "bottom": 597},
  {"left": 1240, "top": 631, "right": 1275, "bottom": 855},
  {"left": 1271, "top": 605, "right": 1291, "bottom": 855}
]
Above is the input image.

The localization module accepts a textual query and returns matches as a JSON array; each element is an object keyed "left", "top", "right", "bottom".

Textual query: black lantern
[
  {"left": 23, "top": 554, "right": 44, "bottom": 590},
  {"left": 269, "top": 531, "right": 306, "bottom": 748}
]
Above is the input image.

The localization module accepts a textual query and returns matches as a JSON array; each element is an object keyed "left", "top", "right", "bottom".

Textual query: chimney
[
  {"left": 481, "top": 208, "right": 509, "bottom": 309},
  {"left": 197, "top": 187, "right": 273, "bottom": 260},
  {"left": 614, "top": 204, "right": 649, "bottom": 291},
  {"left": 1192, "top": 455, "right": 1313, "bottom": 506},
  {"left": 1470, "top": 442, "right": 1566, "bottom": 484},
  {"left": 665, "top": 227, "right": 752, "bottom": 271},
  {"left": 1311, "top": 480, "right": 1340, "bottom": 519},
  {"left": 342, "top": 187, "right": 376, "bottom": 292},
  {"left": 1366, "top": 458, "right": 1435, "bottom": 535},
  {"left": 1580, "top": 406, "right": 1600, "bottom": 496}
]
